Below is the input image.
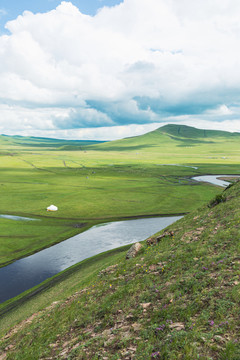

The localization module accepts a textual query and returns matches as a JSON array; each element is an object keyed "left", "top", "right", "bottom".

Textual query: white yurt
[{"left": 47, "top": 205, "right": 58, "bottom": 211}]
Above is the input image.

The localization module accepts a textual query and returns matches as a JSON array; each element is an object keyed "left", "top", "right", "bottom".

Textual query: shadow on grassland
[{"left": 86, "top": 144, "right": 155, "bottom": 152}]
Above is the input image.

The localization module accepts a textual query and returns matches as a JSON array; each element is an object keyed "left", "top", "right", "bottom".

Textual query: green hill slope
[
  {"left": 158, "top": 124, "right": 240, "bottom": 139},
  {"left": 88, "top": 124, "right": 240, "bottom": 151},
  {"left": 1, "top": 180, "right": 239, "bottom": 359}
]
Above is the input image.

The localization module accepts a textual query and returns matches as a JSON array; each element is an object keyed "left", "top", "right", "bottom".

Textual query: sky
[{"left": 0, "top": 0, "right": 240, "bottom": 140}]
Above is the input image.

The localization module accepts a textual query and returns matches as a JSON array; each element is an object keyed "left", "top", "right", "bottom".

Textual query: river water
[
  {"left": 192, "top": 174, "right": 240, "bottom": 187},
  {"left": 0, "top": 216, "right": 182, "bottom": 303},
  {"left": 0, "top": 215, "right": 38, "bottom": 221}
]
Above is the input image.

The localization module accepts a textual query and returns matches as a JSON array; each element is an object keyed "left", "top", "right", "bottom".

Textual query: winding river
[
  {"left": 0, "top": 174, "right": 238, "bottom": 304},
  {"left": 0, "top": 216, "right": 182, "bottom": 303}
]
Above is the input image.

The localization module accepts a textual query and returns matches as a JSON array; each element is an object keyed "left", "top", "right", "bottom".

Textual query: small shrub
[{"left": 208, "top": 194, "right": 226, "bottom": 208}]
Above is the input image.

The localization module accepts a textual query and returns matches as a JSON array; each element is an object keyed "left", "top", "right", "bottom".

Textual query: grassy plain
[
  {"left": 1, "top": 174, "right": 239, "bottom": 359},
  {"left": 0, "top": 124, "right": 239, "bottom": 266}
]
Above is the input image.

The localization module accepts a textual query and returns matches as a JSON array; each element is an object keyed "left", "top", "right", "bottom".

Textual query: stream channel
[{"left": 0, "top": 174, "right": 238, "bottom": 304}]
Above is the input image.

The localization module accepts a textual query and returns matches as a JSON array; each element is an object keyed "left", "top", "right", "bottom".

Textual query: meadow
[{"left": 0, "top": 124, "right": 240, "bottom": 266}]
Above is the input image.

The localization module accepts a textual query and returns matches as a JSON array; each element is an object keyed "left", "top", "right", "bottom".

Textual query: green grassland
[
  {"left": 0, "top": 174, "right": 239, "bottom": 359},
  {"left": 0, "top": 124, "right": 239, "bottom": 266}
]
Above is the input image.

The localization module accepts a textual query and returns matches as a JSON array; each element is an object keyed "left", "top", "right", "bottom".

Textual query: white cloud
[
  {"left": 0, "top": 0, "right": 240, "bottom": 137},
  {"left": 177, "top": 119, "right": 240, "bottom": 133},
  {"left": 205, "top": 105, "right": 233, "bottom": 116}
]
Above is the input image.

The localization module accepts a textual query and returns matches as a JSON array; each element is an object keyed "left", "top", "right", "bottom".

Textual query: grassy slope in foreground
[{"left": 1, "top": 181, "right": 239, "bottom": 360}]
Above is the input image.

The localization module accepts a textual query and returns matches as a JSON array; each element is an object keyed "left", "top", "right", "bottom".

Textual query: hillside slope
[
  {"left": 158, "top": 124, "right": 240, "bottom": 139},
  {"left": 87, "top": 124, "right": 240, "bottom": 151},
  {"left": 0, "top": 181, "right": 239, "bottom": 359}
]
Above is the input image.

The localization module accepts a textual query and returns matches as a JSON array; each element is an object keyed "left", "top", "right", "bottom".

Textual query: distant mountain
[{"left": 0, "top": 134, "right": 106, "bottom": 149}]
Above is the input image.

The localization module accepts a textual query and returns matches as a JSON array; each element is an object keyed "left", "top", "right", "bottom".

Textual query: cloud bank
[{"left": 0, "top": 0, "right": 240, "bottom": 139}]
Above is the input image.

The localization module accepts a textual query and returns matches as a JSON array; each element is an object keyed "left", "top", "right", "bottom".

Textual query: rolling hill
[
  {"left": 157, "top": 124, "right": 240, "bottom": 139},
  {"left": 86, "top": 124, "right": 240, "bottom": 151}
]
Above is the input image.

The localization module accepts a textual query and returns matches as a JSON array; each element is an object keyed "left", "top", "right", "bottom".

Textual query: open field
[
  {"left": 1, "top": 173, "right": 240, "bottom": 359},
  {"left": 0, "top": 124, "right": 239, "bottom": 266}
]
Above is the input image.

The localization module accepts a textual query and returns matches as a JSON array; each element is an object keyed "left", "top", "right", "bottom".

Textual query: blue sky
[
  {"left": 0, "top": 0, "right": 239, "bottom": 140},
  {"left": 0, "top": 0, "right": 122, "bottom": 33}
]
